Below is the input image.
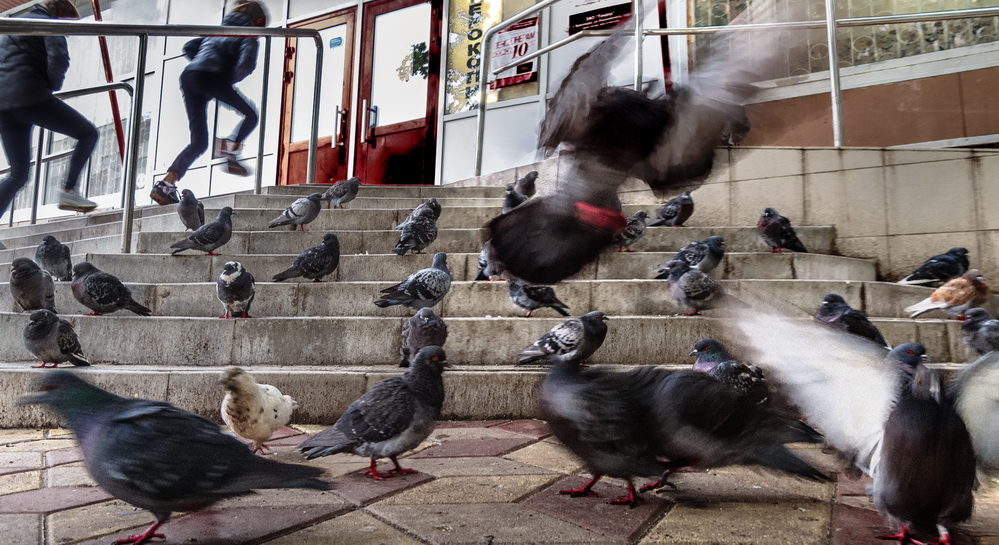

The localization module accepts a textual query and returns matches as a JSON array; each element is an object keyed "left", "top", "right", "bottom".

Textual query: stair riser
[{"left": 263, "top": 184, "right": 507, "bottom": 198}]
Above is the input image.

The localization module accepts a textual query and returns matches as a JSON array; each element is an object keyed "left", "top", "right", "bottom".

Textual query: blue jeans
[
  {"left": 168, "top": 69, "right": 258, "bottom": 180},
  {"left": 0, "top": 97, "right": 98, "bottom": 216}
]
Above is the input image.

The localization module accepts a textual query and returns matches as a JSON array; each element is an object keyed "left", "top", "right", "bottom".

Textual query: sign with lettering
[
  {"left": 568, "top": 2, "right": 631, "bottom": 35},
  {"left": 488, "top": 17, "right": 539, "bottom": 90}
]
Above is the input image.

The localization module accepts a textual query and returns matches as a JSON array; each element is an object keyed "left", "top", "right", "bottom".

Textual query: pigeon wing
[
  {"left": 951, "top": 351, "right": 999, "bottom": 474},
  {"left": 56, "top": 319, "right": 84, "bottom": 358},
  {"left": 336, "top": 377, "right": 415, "bottom": 443}
]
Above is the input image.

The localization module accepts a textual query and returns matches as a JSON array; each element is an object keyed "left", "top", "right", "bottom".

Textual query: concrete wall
[{"left": 455, "top": 147, "right": 999, "bottom": 281}]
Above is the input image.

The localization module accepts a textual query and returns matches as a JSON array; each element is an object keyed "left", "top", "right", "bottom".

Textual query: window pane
[
  {"left": 370, "top": 3, "right": 431, "bottom": 126},
  {"left": 291, "top": 25, "right": 348, "bottom": 141}
]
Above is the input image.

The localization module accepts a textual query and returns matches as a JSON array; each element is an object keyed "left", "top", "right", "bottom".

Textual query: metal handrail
[
  {"left": 0, "top": 18, "right": 324, "bottom": 253},
  {"left": 473, "top": 4, "right": 999, "bottom": 176}
]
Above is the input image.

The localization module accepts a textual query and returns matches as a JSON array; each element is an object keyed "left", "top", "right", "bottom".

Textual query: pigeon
[
  {"left": 216, "top": 261, "right": 255, "bottom": 318},
  {"left": 905, "top": 269, "right": 990, "bottom": 319},
  {"left": 656, "top": 235, "right": 725, "bottom": 277},
  {"left": 170, "top": 206, "right": 234, "bottom": 256},
  {"left": 272, "top": 233, "right": 340, "bottom": 282},
  {"left": 514, "top": 170, "right": 538, "bottom": 198},
  {"left": 475, "top": 239, "right": 505, "bottom": 281},
  {"left": 897, "top": 247, "right": 969, "bottom": 287},
  {"left": 35, "top": 235, "right": 72, "bottom": 281},
  {"left": 268, "top": 193, "right": 322, "bottom": 231},
  {"left": 814, "top": 293, "right": 889, "bottom": 348},
  {"left": 395, "top": 198, "right": 442, "bottom": 230},
  {"left": 721, "top": 109, "right": 751, "bottom": 146},
  {"left": 647, "top": 192, "right": 694, "bottom": 227},
  {"left": 18, "top": 371, "right": 330, "bottom": 545},
  {"left": 507, "top": 276, "right": 570, "bottom": 318},
  {"left": 689, "top": 338, "right": 767, "bottom": 404},
  {"left": 487, "top": 4, "right": 785, "bottom": 285},
  {"left": 514, "top": 310, "right": 607, "bottom": 365},
  {"left": 962, "top": 308, "right": 999, "bottom": 357},
  {"left": 757, "top": 207, "right": 807, "bottom": 253},
  {"left": 399, "top": 307, "right": 448, "bottom": 367},
  {"left": 9, "top": 258, "right": 55, "bottom": 312},
  {"left": 502, "top": 183, "right": 528, "bottom": 214},
  {"left": 393, "top": 207, "right": 438, "bottom": 255},
  {"left": 322, "top": 176, "right": 360, "bottom": 209},
  {"left": 177, "top": 189, "right": 205, "bottom": 231},
  {"left": 71, "top": 262, "right": 152, "bottom": 316},
  {"left": 614, "top": 210, "right": 648, "bottom": 252},
  {"left": 659, "top": 259, "right": 741, "bottom": 316},
  {"left": 219, "top": 367, "right": 298, "bottom": 453},
  {"left": 22, "top": 309, "right": 89, "bottom": 368},
  {"left": 300, "top": 345, "right": 448, "bottom": 479},
  {"left": 374, "top": 252, "right": 451, "bottom": 310}
]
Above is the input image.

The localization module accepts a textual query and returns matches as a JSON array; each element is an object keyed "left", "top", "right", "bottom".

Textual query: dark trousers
[
  {"left": 0, "top": 97, "right": 98, "bottom": 216},
  {"left": 168, "top": 69, "right": 258, "bottom": 180}
]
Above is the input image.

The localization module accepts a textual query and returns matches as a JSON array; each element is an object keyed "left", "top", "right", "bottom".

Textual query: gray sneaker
[{"left": 57, "top": 189, "right": 97, "bottom": 212}]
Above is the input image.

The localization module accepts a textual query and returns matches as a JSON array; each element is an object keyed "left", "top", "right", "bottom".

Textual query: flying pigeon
[
  {"left": 962, "top": 307, "right": 999, "bottom": 357},
  {"left": 399, "top": 307, "right": 448, "bottom": 367},
  {"left": 268, "top": 193, "right": 322, "bottom": 231},
  {"left": 170, "top": 206, "right": 234, "bottom": 256},
  {"left": 514, "top": 310, "right": 607, "bottom": 365},
  {"left": 475, "top": 239, "right": 505, "bottom": 281},
  {"left": 757, "top": 207, "right": 807, "bottom": 253},
  {"left": 659, "top": 259, "right": 741, "bottom": 316},
  {"left": 18, "top": 371, "right": 330, "bottom": 545},
  {"left": 71, "top": 262, "right": 152, "bottom": 316},
  {"left": 502, "top": 184, "right": 528, "bottom": 214},
  {"left": 35, "top": 235, "right": 72, "bottom": 281},
  {"left": 814, "top": 293, "right": 889, "bottom": 348},
  {"left": 22, "top": 309, "right": 89, "bottom": 368},
  {"left": 216, "top": 261, "right": 255, "bottom": 318},
  {"left": 507, "top": 276, "right": 570, "bottom": 318},
  {"left": 514, "top": 170, "right": 538, "bottom": 198},
  {"left": 9, "top": 258, "right": 55, "bottom": 312},
  {"left": 393, "top": 207, "right": 438, "bottom": 255},
  {"left": 219, "top": 367, "right": 298, "bottom": 453},
  {"left": 647, "top": 192, "right": 694, "bottom": 227},
  {"left": 689, "top": 338, "right": 767, "bottom": 404},
  {"left": 395, "top": 198, "right": 442, "bottom": 230},
  {"left": 272, "top": 233, "right": 340, "bottom": 282},
  {"left": 300, "top": 345, "right": 448, "bottom": 479},
  {"left": 374, "top": 252, "right": 451, "bottom": 310},
  {"left": 322, "top": 176, "right": 361, "bottom": 209},
  {"left": 905, "top": 269, "right": 990, "bottom": 319},
  {"left": 614, "top": 210, "right": 648, "bottom": 252},
  {"left": 897, "top": 247, "right": 969, "bottom": 287},
  {"left": 177, "top": 189, "right": 205, "bottom": 231},
  {"left": 657, "top": 235, "right": 725, "bottom": 277},
  {"left": 487, "top": 4, "right": 785, "bottom": 285}
]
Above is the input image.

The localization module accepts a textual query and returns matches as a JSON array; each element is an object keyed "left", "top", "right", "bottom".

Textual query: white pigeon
[{"left": 219, "top": 367, "right": 298, "bottom": 454}]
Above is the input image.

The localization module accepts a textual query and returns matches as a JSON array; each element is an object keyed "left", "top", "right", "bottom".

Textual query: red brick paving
[{"left": 0, "top": 486, "right": 111, "bottom": 514}]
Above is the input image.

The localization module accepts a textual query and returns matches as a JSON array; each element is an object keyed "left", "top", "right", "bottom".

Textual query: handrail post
[
  {"left": 254, "top": 36, "right": 271, "bottom": 195},
  {"left": 120, "top": 33, "right": 147, "bottom": 254},
  {"left": 306, "top": 34, "right": 323, "bottom": 184},
  {"left": 29, "top": 127, "right": 45, "bottom": 225},
  {"left": 824, "top": 0, "right": 844, "bottom": 147},
  {"left": 633, "top": 0, "right": 642, "bottom": 91}
]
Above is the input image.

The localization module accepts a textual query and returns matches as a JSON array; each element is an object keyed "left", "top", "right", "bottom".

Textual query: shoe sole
[{"left": 57, "top": 204, "right": 97, "bottom": 213}]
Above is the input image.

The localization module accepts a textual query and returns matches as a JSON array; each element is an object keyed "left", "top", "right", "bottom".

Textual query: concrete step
[
  {"left": 216, "top": 194, "right": 505, "bottom": 210},
  {"left": 0, "top": 234, "right": 125, "bottom": 265},
  {"left": 263, "top": 183, "right": 507, "bottom": 198},
  {"left": 0, "top": 221, "right": 123, "bottom": 254}
]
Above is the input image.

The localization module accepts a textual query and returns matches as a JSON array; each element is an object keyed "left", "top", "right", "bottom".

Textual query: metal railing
[
  {"left": 473, "top": 4, "right": 999, "bottom": 176},
  {"left": 0, "top": 18, "right": 324, "bottom": 253}
]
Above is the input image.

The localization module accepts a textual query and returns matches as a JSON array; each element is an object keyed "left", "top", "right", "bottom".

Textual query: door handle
[
  {"left": 362, "top": 99, "right": 378, "bottom": 144},
  {"left": 333, "top": 107, "right": 348, "bottom": 148}
]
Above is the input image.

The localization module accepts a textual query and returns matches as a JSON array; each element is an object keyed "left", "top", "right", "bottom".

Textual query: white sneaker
[{"left": 57, "top": 189, "right": 97, "bottom": 212}]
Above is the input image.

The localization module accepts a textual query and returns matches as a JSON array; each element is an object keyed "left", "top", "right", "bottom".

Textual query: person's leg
[
  {"left": 23, "top": 98, "right": 98, "bottom": 192},
  {"left": 211, "top": 84, "right": 258, "bottom": 146},
  {"left": 0, "top": 111, "right": 33, "bottom": 217},
  {"left": 166, "top": 70, "right": 213, "bottom": 182}
]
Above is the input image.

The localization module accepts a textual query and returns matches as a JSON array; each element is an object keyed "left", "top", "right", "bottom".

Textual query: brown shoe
[{"left": 225, "top": 155, "right": 250, "bottom": 176}]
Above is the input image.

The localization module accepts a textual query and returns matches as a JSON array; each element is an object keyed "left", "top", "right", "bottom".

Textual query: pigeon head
[
  {"left": 581, "top": 310, "right": 609, "bottom": 324},
  {"left": 218, "top": 366, "right": 253, "bottom": 390},
  {"left": 218, "top": 207, "right": 235, "bottom": 219},
  {"left": 966, "top": 269, "right": 987, "bottom": 284},
  {"left": 909, "top": 364, "right": 945, "bottom": 403},
  {"left": 965, "top": 307, "right": 993, "bottom": 323},
  {"left": 761, "top": 207, "right": 778, "bottom": 219},
  {"left": 42, "top": 235, "right": 57, "bottom": 243},
  {"left": 678, "top": 192, "right": 693, "bottom": 204},
  {"left": 220, "top": 261, "right": 245, "bottom": 281},
  {"left": 706, "top": 235, "right": 725, "bottom": 248},
  {"left": 28, "top": 309, "right": 58, "bottom": 326},
  {"left": 689, "top": 338, "right": 732, "bottom": 371},
  {"left": 307, "top": 193, "right": 323, "bottom": 203},
  {"left": 411, "top": 345, "right": 449, "bottom": 374},
  {"left": 180, "top": 189, "right": 196, "bottom": 200},
  {"left": 949, "top": 247, "right": 969, "bottom": 257},
  {"left": 886, "top": 342, "right": 928, "bottom": 377},
  {"left": 17, "top": 370, "right": 121, "bottom": 423},
  {"left": 432, "top": 252, "right": 449, "bottom": 270},
  {"left": 505, "top": 184, "right": 515, "bottom": 193},
  {"left": 821, "top": 293, "right": 847, "bottom": 306},
  {"left": 72, "top": 262, "right": 99, "bottom": 278},
  {"left": 10, "top": 258, "right": 39, "bottom": 277},
  {"left": 416, "top": 307, "right": 437, "bottom": 324},
  {"left": 320, "top": 233, "right": 340, "bottom": 247},
  {"left": 634, "top": 210, "right": 649, "bottom": 221}
]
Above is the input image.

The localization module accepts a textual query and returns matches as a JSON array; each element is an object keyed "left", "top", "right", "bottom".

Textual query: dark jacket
[
  {"left": 182, "top": 12, "right": 259, "bottom": 84},
  {"left": 0, "top": 5, "right": 70, "bottom": 110}
]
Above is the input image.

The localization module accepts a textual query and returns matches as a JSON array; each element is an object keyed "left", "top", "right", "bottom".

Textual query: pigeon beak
[
  {"left": 921, "top": 354, "right": 932, "bottom": 364},
  {"left": 688, "top": 349, "right": 698, "bottom": 357}
]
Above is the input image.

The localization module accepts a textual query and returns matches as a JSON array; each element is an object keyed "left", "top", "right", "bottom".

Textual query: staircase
[{"left": 0, "top": 178, "right": 985, "bottom": 428}]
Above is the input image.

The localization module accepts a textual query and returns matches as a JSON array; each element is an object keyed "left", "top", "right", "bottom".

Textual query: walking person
[
  {"left": 155, "top": 0, "right": 266, "bottom": 204},
  {"left": 0, "top": 0, "right": 99, "bottom": 215}
]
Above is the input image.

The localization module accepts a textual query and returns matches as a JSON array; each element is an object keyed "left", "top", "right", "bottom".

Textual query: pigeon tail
[
  {"left": 271, "top": 267, "right": 301, "bottom": 282},
  {"left": 299, "top": 428, "right": 360, "bottom": 460},
  {"left": 68, "top": 353, "right": 91, "bottom": 367},
  {"left": 231, "top": 456, "right": 332, "bottom": 491},
  {"left": 124, "top": 300, "right": 153, "bottom": 317},
  {"left": 752, "top": 443, "right": 830, "bottom": 482},
  {"left": 905, "top": 298, "right": 945, "bottom": 319}
]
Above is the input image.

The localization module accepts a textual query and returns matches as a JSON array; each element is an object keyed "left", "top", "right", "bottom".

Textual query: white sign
[{"left": 489, "top": 17, "right": 539, "bottom": 90}]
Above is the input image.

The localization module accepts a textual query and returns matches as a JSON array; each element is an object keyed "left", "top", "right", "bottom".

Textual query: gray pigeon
[
  {"left": 689, "top": 338, "right": 767, "bottom": 405},
  {"left": 757, "top": 207, "right": 807, "bottom": 253},
  {"left": 897, "top": 247, "right": 969, "bottom": 287},
  {"left": 374, "top": 252, "right": 451, "bottom": 310},
  {"left": 502, "top": 184, "right": 528, "bottom": 214},
  {"left": 23, "top": 309, "right": 89, "bottom": 368},
  {"left": 475, "top": 239, "right": 505, "bottom": 281},
  {"left": 400, "top": 307, "right": 448, "bottom": 367},
  {"left": 393, "top": 208, "right": 438, "bottom": 255},
  {"left": 395, "top": 198, "right": 442, "bottom": 230},
  {"left": 170, "top": 206, "right": 234, "bottom": 256},
  {"left": 961, "top": 307, "right": 999, "bottom": 357},
  {"left": 514, "top": 310, "right": 608, "bottom": 365},
  {"left": 216, "top": 261, "right": 255, "bottom": 318},
  {"left": 9, "top": 258, "right": 55, "bottom": 312},
  {"left": 300, "top": 345, "right": 448, "bottom": 479},
  {"left": 18, "top": 371, "right": 330, "bottom": 545},
  {"left": 272, "top": 233, "right": 340, "bottom": 282},
  {"left": 268, "top": 193, "right": 322, "bottom": 231},
  {"left": 507, "top": 276, "right": 570, "bottom": 318},
  {"left": 177, "top": 189, "right": 205, "bottom": 231},
  {"left": 659, "top": 259, "right": 737, "bottom": 316},
  {"left": 514, "top": 170, "right": 538, "bottom": 198},
  {"left": 815, "top": 293, "right": 889, "bottom": 348},
  {"left": 35, "top": 235, "right": 72, "bottom": 281},
  {"left": 71, "top": 262, "right": 151, "bottom": 316},
  {"left": 614, "top": 210, "right": 648, "bottom": 251},
  {"left": 657, "top": 236, "right": 725, "bottom": 276},
  {"left": 647, "top": 192, "right": 694, "bottom": 227},
  {"left": 322, "top": 176, "right": 361, "bottom": 209}
]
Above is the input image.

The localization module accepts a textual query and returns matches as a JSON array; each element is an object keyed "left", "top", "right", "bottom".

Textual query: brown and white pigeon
[
  {"left": 374, "top": 252, "right": 451, "bottom": 310},
  {"left": 614, "top": 210, "right": 648, "bottom": 251},
  {"left": 216, "top": 261, "right": 255, "bottom": 318},
  {"left": 514, "top": 310, "right": 608, "bottom": 365},
  {"left": 756, "top": 207, "right": 807, "bottom": 253},
  {"left": 35, "top": 235, "right": 72, "bottom": 281},
  {"left": 905, "top": 269, "right": 990, "bottom": 320},
  {"left": 177, "top": 189, "right": 205, "bottom": 231},
  {"left": 71, "top": 262, "right": 151, "bottom": 316},
  {"left": 272, "top": 233, "right": 340, "bottom": 282},
  {"left": 962, "top": 308, "right": 999, "bottom": 357},
  {"left": 507, "top": 276, "right": 570, "bottom": 318},
  {"left": 170, "top": 206, "right": 234, "bottom": 256},
  {"left": 9, "top": 258, "right": 55, "bottom": 312},
  {"left": 22, "top": 309, "right": 89, "bottom": 368},
  {"left": 219, "top": 367, "right": 298, "bottom": 453},
  {"left": 322, "top": 176, "right": 360, "bottom": 209},
  {"left": 268, "top": 193, "right": 322, "bottom": 231},
  {"left": 400, "top": 307, "right": 448, "bottom": 367},
  {"left": 647, "top": 192, "right": 694, "bottom": 227}
]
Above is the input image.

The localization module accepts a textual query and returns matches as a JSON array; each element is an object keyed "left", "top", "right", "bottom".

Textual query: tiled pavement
[{"left": 2, "top": 421, "right": 999, "bottom": 545}]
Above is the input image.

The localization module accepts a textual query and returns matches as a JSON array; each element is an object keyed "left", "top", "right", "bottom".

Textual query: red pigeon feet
[
  {"left": 112, "top": 521, "right": 165, "bottom": 545},
  {"left": 31, "top": 362, "right": 59, "bottom": 368},
  {"left": 559, "top": 475, "right": 603, "bottom": 498},
  {"left": 877, "top": 526, "right": 926, "bottom": 545},
  {"left": 84, "top": 311, "right": 101, "bottom": 316},
  {"left": 362, "top": 459, "right": 393, "bottom": 480},
  {"left": 607, "top": 482, "right": 640, "bottom": 507}
]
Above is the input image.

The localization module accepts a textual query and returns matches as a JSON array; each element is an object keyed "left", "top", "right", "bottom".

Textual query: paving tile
[
  {"left": 410, "top": 438, "right": 535, "bottom": 458},
  {"left": 45, "top": 428, "right": 73, "bottom": 439},
  {"left": 503, "top": 441, "right": 583, "bottom": 474},
  {"left": 523, "top": 475, "right": 673, "bottom": 543},
  {"left": 265, "top": 510, "right": 422, "bottom": 544},
  {"left": 0, "top": 485, "right": 111, "bottom": 514},
  {"left": 830, "top": 502, "right": 893, "bottom": 545},
  {"left": 427, "top": 426, "right": 533, "bottom": 441},
  {"left": 654, "top": 467, "right": 835, "bottom": 503},
  {"left": 214, "top": 486, "right": 348, "bottom": 509},
  {"left": 329, "top": 468, "right": 434, "bottom": 506},
  {"left": 45, "top": 446, "right": 84, "bottom": 467},
  {"left": 0, "top": 430, "right": 44, "bottom": 444},
  {"left": 402, "top": 456, "right": 558, "bottom": 477},
  {"left": 376, "top": 474, "right": 559, "bottom": 505},
  {"left": 0, "top": 439, "right": 75, "bottom": 452},
  {"left": 640, "top": 501, "right": 830, "bottom": 544},
  {"left": 48, "top": 500, "right": 151, "bottom": 544},
  {"left": 492, "top": 419, "right": 552, "bottom": 439},
  {"left": 45, "top": 463, "right": 97, "bottom": 488},
  {"left": 0, "top": 451, "right": 42, "bottom": 469},
  {"left": 0, "top": 470, "right": 41, "bottom": 497},
  {"left": 835, "top": 473, "right": 873, "bottom": 497},
  {"left": 0, "top": 513, "right": 42, "bottom": 545},
  {"left": 368, "top": 503, "right": 609, "bottom": 544},
  {"left": 435, "top": 420, "right": 509, "bottom": 429}
]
